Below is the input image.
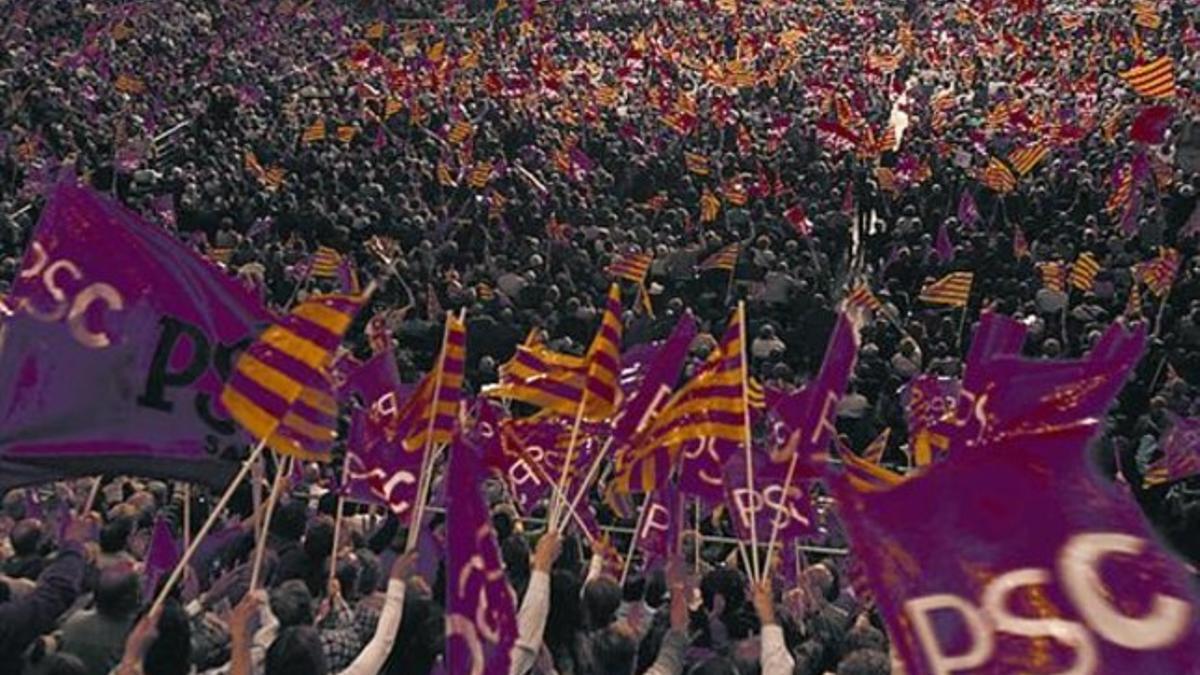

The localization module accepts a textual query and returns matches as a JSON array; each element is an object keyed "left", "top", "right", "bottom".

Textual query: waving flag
[
  {"left": 301, "top": 119, "right": 327, "bottom": 144},
  {"left": 1069, "top": 252, "right": 1102, "bottom": 292},
  {"left": 310, "top": 246, "right": 343, "bottom": 278},
  {"left": 613, "top": 308, "right": 747, "bottom": 495},
  {"left": 1120, "top": 56, "right": 1176, "bottom": 99},
  {"left": 684, "top": 152, "right": 710, "bottom": 176},
  {"left": 1144, "top": 416, "right": 1200, "bottom": 487},
  {"left": 611, "top": 313, "right": 698, "bottom": 450},
  {"left": 221, "top": 293, "right": 363, "bottom": 461},
  {"left": 700, "top": 243, "right": 740, "bottom": 271},
  {"left": 484, "top": 286, "right": 623, "bottom": 421},
  {"left": 141, "top": 517, "right": 180, "bottom": 599},
  {"left": 342, "top": 351, "right": 421, "bottom": 516},
  {"left": 635, "top": 479, "right": 682, "bottom": 573},
  {"left": 957, "top": 190, "right": 979, "bottom": 228},
  {"left": 0, "top": 179, "right": 271, "bottom": 491},
  {"left": 700, "top": 190, "right": 721, "bottom": 223},
  {"left": 1139, "top": 247, "right": 1180, "bottom": 296},
  {"left": 390, "top": 313, "right": 467, "bottom": 454},
  {"left": 606, "top": 253, "right": 654, "bottom": 314},
  {"left": 1007, "top": 143, "right": 1049, "bottom": 176},
  {"left": 445, "top": 436, "right": 519, "bottom": 675},
  {"left": 934, "top": 222, "right": 954, "bottom": 262},
  {"left": 981, "top": 157, "right": 1017, "bottom": 193},
  {"left": 846, "top": 284, "right": 883, "bottom": 313},
  {"left": 1038, "top": 262, "right": 1068, "bottom": 293},
  {"left": 919, "top": 272, "right": 973, "bottom": 307},
  {"left": 724, "top": 452, "right": 816, "bottom": 545}
]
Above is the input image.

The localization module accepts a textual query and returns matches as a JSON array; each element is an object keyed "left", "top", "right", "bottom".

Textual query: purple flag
[
  {"left": 1144, "top": 415, "right": 1200, "bottom": 487},
  {"left": 342, "top": 351, "right": 421, "bottom": 517},
  {"left": 0, "top": 178, "right": 272, "bottom": 490},
  {"left": 935, "top": 221, "right": 954, "bottom": 262},
  {"left": 150, "top": 193, "right": 176, "bottom": 229},
  {"left": 610, "top": 313, "right": 698, "bottom": 448},
  {"left": 680, "top": 437, "right": 737, "bottom": 506},
  {"left": 834, "top": 420, "right": 1200, "bottom": 673},
  {"left": 723, "top": 452, "right": 816, "bottom": 544},
  {"left": 446, "top": 436, "right": 519, "bottom": 675},
  {"left": 903, "top": 375, "right": 961, "bottom": 465},
  {"left": 774, "top": 311, "right": 861, "bottom": 463},
  {"left": 142, "top": 517, "right": 181, "bottom": 599},
  {"left": 635, "top": 480, "right": 681, "bottom": 573},
  {"left": 957, "top": 190, "right": 979, "bottom": 228}
]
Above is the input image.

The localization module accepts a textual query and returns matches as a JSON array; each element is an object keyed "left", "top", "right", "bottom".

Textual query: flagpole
[
  {"left": 150, "top": 438, "right": 268, "bottom": 615},
  {"left": 405, "top": 311, "right": 455, "bottom": 553},
  {"left": 693, "top": 498, "right": 702, "bottom": 575},
  {"left": 182, "top": 483, "right": 191, "bottom": 554},
  {"left": 328, "top": 451, "right": 352, "bottom": 589},
  {"left": 79, "top": 477, "right": 103, "bottom": 517},
  {"left": 555, "top": 437, "right": 613, "bottom": 535},
  {"left": 619, "top": 496, "right": 650, "bottom": 587},
  {"left": 761, "top": 442, "right": 803, "bottom": 582},
  {"left": 737, "top": 301, "right": 760, "bottom": 583},
  {"left": 250, "top": 454, "right": 290, "bottom": 591},
  {"left": 549, "top": 361, "right": 595, "bottom": 532},
  {"left": 1152, "top": 283, "right": 1173, "bottom": 339}
]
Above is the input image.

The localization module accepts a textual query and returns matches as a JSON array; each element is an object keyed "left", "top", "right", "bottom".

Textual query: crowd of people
[{"left": 1, "top": 0, "right": 1199, "bottom": 673}]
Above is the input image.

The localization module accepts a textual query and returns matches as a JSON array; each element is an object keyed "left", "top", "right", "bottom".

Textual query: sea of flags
[
  {"left": 699, "top": 243, "right": 740, "bottom": 271},
  {"left": 1120, "top": 56, "right": 1176, "bottom": 99}
]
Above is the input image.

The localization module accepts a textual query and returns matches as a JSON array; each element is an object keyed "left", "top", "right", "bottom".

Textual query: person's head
[
  {"left": 836, "top": 649, "right": 892, "bottom": 675},
  {"left": 582, "top": 576, "right": 622, "bottom": 629},
  {"left": 587, "top": 623, "right": 639, "bottom": 675},
  {"left": 270, "top": 579, "right": 315, "bottom": 627},
  {"left": 270, "top": 501, "right": 307, "bottom": 542},
  {"left": 144, "top": 601, "right": 192, "bottom": 675},
  {"left": 9, "top": 519, "right": 43, "bottom": 556},
  {"left": 265, "top": 626, "right": 327, "bottom": 675},
  {"left": 23, "top": 638, "right": 87, "bottom": 675},
  {"left": 302, "top": 516, "right": 335, "bottom": 561},
  {"left": 95, "top": 564, "right": 140, "bottom": 618},
  {"left": 701, "top": 567, "right": 746, "bottom": 616},
  {"left": 99, "top": 517, "right": 134, "bottom": 554}
]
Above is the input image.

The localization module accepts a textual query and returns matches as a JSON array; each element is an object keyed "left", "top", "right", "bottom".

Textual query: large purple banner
[{"left": 0, "top": 179, "right": 272, "bottom": 488}]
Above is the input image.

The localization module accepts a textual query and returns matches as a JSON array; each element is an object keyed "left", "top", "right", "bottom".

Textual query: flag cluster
[{"left": 919, "top": 272, "right": 973, "bottom": 307}]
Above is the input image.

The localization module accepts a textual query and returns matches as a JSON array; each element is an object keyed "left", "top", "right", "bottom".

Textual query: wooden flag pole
[
  {"left": 182, "top": 483, "right": 191, "bottom": 554},
  {"left": 79, "top": 477, "right": 103, "bottom": 517},
  {"left": 619, "top": 496, "right": 651, "bottom": 587},
  {"left": 737, "top": 301, "right": 760, "bottom": 582},
  {"left": 550, "top": 361, "right": 596, "bottom": 532},
  {"left": 555, "top": 437, "right": 613, "bottom": 535},
  {"left": 250, "top": 454, "right": 290, "bottom": 591},
  {"left": 761, "top": 447, "right": 803, "bottom": 582},
  {"left": 693, "top": 499, "right": 702, "bottom": 575},
  {"left": 404, "top": 311, "right": 455, "bottom": 553},
  {"left": 150, "top": 438, "right": 268, "bottom": 615},
  {"left": 328, "top": 452, "right": 352, "bottom": 589}
]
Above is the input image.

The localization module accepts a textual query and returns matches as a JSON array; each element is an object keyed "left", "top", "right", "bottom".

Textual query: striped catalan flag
[
  {"left": 1139, "top": 247, "right": 1180, "bottom": 296},
  {"left": 846, "top": 283, "right": 883, "bottom": 313},
  {"left": 220, "top": 294, "right": 364, "bottom": 461},
  {"left": 722, "top": 180, "right": 748, "bottom": 207},
  {"left": 301, "top": 119, "right": 327, "bottom": 144},
  {"left": 365, "top": 21, "right": 386, "bottom": 40},
  {"left": 699, "top": 243, "right": 740, "bottom": 271},
  {"left": 336, "top": 125, "right": 358, "bottom": 144},
  {"left": 610, "top": 306, "right": 748, "bottom": 494},
  {"left": 981, "top": 157, "right": 1017, "bottom": 193},
  {"left": 1107, "top": 165, "right": 1134, "bottom": 215},
  {"left": 684, "top": 152, "right": 710, "bottom": 176},
  {"left": 1125, "top": 282, "right": 1144, "bottom": 319},
  {"left": 607, "top": 252, "right": 653, "bottom": 284},
  {"left": 390, "top": 313, "right": 467, "bottom": 453},
  {"left": 700, "top": 190, "right": 722, "bottom": 223},
  {"left": 1038, "top": 262, "right": 1068, "bottom": 293},
  {"left": 919, "top": 271, "right": 973, "bottom": 307},
  {"left": 1069, "top": 252, "right": 1102, "bottom": 291},
  {"left": 484, "top": 286, "right": 624, "bottom": 421},
  {"left": 1120, "top": 56, "right": 1176, "bottom": 100},
  {"left": 469, "top": 161, "right": 493, "bottom": 189},
  {"left": 835, "top": 438, "right": 904, "bottom": 493},
  {"left": 1007, "top": 142, "right": 1049, "bottom": 176},
  {"left": 310, "top": 246, "right": 343, "bottom": 278},
  {"left": 447, "top": 120, "right": 474, "bottom": 145},
  {"left": 1132, "top": 1, "right": 1162, "bottom": 30},
  {"left": 436, "top": 162, "right": 457, "bottom": 187},
  {"left": 114, "top": 74, "right": 147, "bottom": 95}
]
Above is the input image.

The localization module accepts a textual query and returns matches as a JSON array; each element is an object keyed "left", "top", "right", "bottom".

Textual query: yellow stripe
[
  {"left": 220, "top": 388, "right": 281, "bottom": 441},
  {"left": 298, "top": 386, "right": 337, "bottom": 416},
  {"left": 262, "top": 326, "right": 330, "bottom": 370},
  {"left": 235, "top": 354, "right": 304, "bottom": 403},
  {"left": 280, "top": 410, "right": 335, "bottom": 441},
  {"left": 293, "top": 302, "right": 354, "bottom": 337}
]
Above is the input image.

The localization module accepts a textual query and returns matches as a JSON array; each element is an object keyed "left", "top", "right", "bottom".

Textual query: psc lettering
[
  {"left": 16, "top": 241, "right": 125, "bottom": 349},
  {"left": 137, "top": 316, "right": 254, "bottom": 436},
  {"left": 730, "top": 485, "right": 810, "bottom": 531},
  {"left": 904, "top": 532, "right": 1193, "bottom": 675}
]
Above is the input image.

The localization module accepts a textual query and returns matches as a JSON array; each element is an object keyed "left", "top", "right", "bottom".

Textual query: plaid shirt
[
  {"left": 352, "top": 593, "right": 385, "bottom": 645},
  {"left": 319, "top": 600, "right": 364, "bottom": 672}
]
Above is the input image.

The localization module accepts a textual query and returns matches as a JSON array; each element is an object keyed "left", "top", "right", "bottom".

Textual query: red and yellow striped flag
[
  {"left": 700, "top": 243, "right": 740, "bottom": 271},
  {"left": 365, "top": 21, "right": 386, "bottom": 40},
  {"left": 981, "top": 157, "right": 1017, "bottom": 193},
  {"left": 301, "top": 119, "right": 327, "bottom": 144},
  {"left": 220, "top": 294, "right": 364, "bottom": 461},
  {"left": 447, "top": 120, "right": 474, "bottom": 145},
  {"left": 469, "top": 161, "right": 492, "bottom": 188},
  {"left": 611, "top": 306, "right": 748, "bottom": 494},
  {"left": 607, "top": 252, "right": 653, "bottom": 284},
  {"left": 390, "top": 312, "right": 467, "bottom": 453},
  {"left": 336, "top": 125, "right": 358, "bottom": 143},
  {"left": 1125, "top": 282, "right": 1144, "bottom": 319},
  {"left": 310, "top": 246, "right": 343, "bottom": 278},
  {"left": 919, "top": 271, "right": 974, "bottom": 307},
  {"left": 1139, "top": 247, "right": 1180, "bottom": 296},
  {"left": 1038, "top": 262, "right": 1068, "bottom": 293},
  {"left": 1132, "top": 1, "right": 1162, "bottom": 30},
  {"left": 1069, "top": 252, "right": 1102, "bottom": 291},
  {"left": 846, "top": 283, "right": 883, "bottom": 313},
  {"left": 114, "top": 74, "right": 146, "bottom": 95},
  {"left": 700, "top": 189, "right": 721, "bottom": 223},
  {"left": 1007, "top": 143, "right": 1049, "bottom": 176},
  {"left": 1120, "top": 56, "right": 1176, "bottom": 99},
  {"left": 684, "top": 152, "right": 710, "bottom": 176}
]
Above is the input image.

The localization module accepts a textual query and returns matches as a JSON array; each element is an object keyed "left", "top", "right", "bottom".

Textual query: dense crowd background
[{"left": 1, "top": 0, "right": 1199, "bottom": 673}]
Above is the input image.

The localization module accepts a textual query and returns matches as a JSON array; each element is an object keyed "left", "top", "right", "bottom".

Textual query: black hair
[{"left": 265, "top": 625, "right": 328, "bottom": 675}]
